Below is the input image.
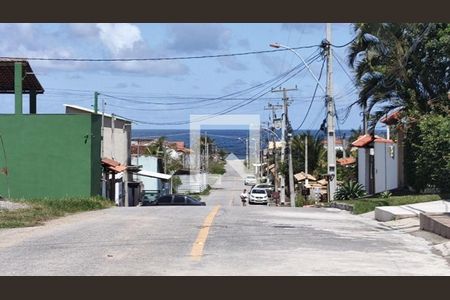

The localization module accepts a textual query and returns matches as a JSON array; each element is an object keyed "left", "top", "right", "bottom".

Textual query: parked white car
[
  {"left": 249, "top": 188, "right": 269, "bottom": 205},
  {"left": 244, "top": 175, "right": 257, "bottom": 186},
  {"left": 251, "top": 184, "right": 275, "bottom": 198}
]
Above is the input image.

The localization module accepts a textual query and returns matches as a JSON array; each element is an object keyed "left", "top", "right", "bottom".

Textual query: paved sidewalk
[{"left": 375, "top": 200, "right": 450, "bottom": 222}]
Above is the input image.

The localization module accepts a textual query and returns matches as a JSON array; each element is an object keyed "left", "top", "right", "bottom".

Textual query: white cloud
[
  {"left": 0, "top": 23, "right": 190, "bottom": 77},
  {"left": 96, "top": 23, "right": 144, "bottom": 57},
  {"left": 69, "top": 24, "right": 99, "bottom": 37}
]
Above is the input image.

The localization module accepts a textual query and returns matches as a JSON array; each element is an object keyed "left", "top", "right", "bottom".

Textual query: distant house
[
  {"left": 380, "top": 110, "right": 405, "bottom": 189},
  {"left": 130, "top": 139, "right": 173, "bottom": 200},
  {"left": 352, "top": 134, "right": 398, "bottom": 194},
  {"left": 64, "top": 104, "right": 141, "bottom": 206},
  {"left": 321, "top": 138, "right": 346, "bottom": 152}
]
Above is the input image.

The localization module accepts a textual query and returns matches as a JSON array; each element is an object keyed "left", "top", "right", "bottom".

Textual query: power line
[
  {"left": 0, "top": 44, "right": 320, "bottom": 62},
  {"left": 98, "top": 52, "right": 321, "bottom": 118},
  {"left": 128, "top": 55, "right": 321, "bottom": 126},
  {"left": 332, "top": 50, "right": 355, "bottom": 84},
  {"left": 330, "top": 37, "right": 357, "bottom": 48},
  {"left": 99, "top": 56, "right": 319, "bottom": 106},
  {"left": 295, "top": 57, "right": 326, "bottom": 131}
]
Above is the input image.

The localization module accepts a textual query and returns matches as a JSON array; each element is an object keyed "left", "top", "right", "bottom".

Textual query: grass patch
[
  {"left": 336, "top": 193, "right": 449, "bottom": 215},
  {"left": 0, "top": 196, "right": 114, "bottom": 229}
]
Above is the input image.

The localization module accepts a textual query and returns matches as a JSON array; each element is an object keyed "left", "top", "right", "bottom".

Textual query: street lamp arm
[
  {"left": 262, "top": 127, "right": 281, "bottom": 140},
  {"left": 270, "top": 43, "right": 326, "bottom": 93}
]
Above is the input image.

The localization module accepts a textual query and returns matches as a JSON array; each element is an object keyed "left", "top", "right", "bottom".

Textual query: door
[{"left": 173, "top": 195, "right": 186, "bottom": 205}]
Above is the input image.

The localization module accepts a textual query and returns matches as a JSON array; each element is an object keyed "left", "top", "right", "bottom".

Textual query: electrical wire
[
  {"left": 295, "top": 57, "right": 326, "bottom": 131},
  {"left": 99, "top": 58, "right": 315, "bottom": 106},
  {"left": 330, "top": 37, "right": 357, "bottom": 48},
  {"left": 127, "top": 54, "right": 321, "bottom": 126},
  {"left": 0, "top": 44, "right": 321, "bottom": 62},
  {"left": 332, "top": 50, "right": 355, "bottom": 84}
]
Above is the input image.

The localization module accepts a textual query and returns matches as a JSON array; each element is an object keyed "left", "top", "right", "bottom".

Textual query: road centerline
[{"left": 190, "top": 205, "right": 221, "bottom": 261}]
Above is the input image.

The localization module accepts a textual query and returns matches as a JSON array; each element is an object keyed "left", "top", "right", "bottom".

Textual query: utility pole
[
  {"left": 205, "top": 132, "right": 209, "bottom": 172},
  {"left": 101, "top": 100, "right": 105, "bottom": 159},
  {"left": 287, "top": 134, "right": 296, "bottom": 206},
  {"left": 305, "top": 134, "right": 309, "bottom": 186},
  {"left": 94, "top": 91, "right": 99, "bottom": 114},
  {"left": 100, "top": 99, "right": 106, "bottom": 199},
  {"left": 325, "top": 23, "right": 337, "bottom": 201},
  {"left": 111, "top": 113, "right": 115, "bottom": 160},
  {"left": 272, "top": 87, "right": 297, "bottom": 206},
  {"left": 264, "top": 103, "right": 283, "bottom": 192},
  {"left": 246, "top": 137, "right": 249, "bottom": 170}
]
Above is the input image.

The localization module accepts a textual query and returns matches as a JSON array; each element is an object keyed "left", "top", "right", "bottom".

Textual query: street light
[
  {"left": 237, "top": 137, "right": 249, "bottom": 169},
  {"left": 270, "top": 43, "right": 326, "bottom": 93}
]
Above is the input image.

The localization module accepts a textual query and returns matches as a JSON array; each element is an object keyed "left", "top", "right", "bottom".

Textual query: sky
[{"left": 0, "top": 23, "right": 369, "bottom": 130}]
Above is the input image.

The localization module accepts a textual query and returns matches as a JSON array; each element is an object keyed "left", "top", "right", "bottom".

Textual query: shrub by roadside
[{"left": 0, "top": 196, "right": 114, "bottom": 229}]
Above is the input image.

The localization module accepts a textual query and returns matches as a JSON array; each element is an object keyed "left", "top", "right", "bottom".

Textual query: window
[
  {"left": 186, "top": 197, "right": 200, "bottom": 205},
  {"left": 174, "top": 195, "right": 186, "bottom": 204},
  {"left": 157, "top": 195, "right": 172, "bottom": 204},
  {"left": 252, "top": 189, "right": 266, "bottom": 194}
]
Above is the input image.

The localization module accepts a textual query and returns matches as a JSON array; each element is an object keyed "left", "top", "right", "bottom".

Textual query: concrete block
[
  {"left": 420, "top": 213, "right": 450, "bottom": 239},
  {"left": 375, "top": 206, "right": 417, "bottom": 222}
]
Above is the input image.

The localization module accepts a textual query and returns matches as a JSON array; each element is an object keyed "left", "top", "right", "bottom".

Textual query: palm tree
[
  {"left": 144, "top": 136, "right": 166, "bottom": 156},
  {"left": 291, "top": 131, "right": 327, "bottom": 177},
  {"left": 346, "top": 23, "right": 450, "bottom": 129}
]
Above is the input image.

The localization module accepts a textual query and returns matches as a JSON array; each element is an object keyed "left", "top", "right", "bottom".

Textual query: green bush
[
  {"left": 334, "top": 181, "right": 366, "bottom": 200},
  {"left": 405, "top": 114, "right": 450, "bottom": 193},
  {"left": 295, "top": 194, "right": 316, "bottom": 207},
  {"left": 380, "top": 191, "right": 392, "bottom": 199},
  {"left": 208, "top": 160, "right": 226, "bottom": 175}
]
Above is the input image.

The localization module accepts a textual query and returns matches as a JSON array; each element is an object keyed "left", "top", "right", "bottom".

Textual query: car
[
  {"left": 142, "top": 194, "right": 206, "bottom": 206},
  {"left": 249, "top": 188, "right": 269, "bottom": 205},
  {"left": 244, "top": 175, "right": 257, "bottom": 186},
  {"left": 251, "top": 184, "right": 275, "bottom": 197}
]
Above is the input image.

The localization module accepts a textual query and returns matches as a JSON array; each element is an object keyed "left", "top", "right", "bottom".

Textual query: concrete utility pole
[
  {"left": 94, "top": 91, "right": 99, "bottom": 114},
  {"left": 305, "top": 134, "right": 309, "bottom": 187},
  {"left": 205, "top": 132, "right": 209, "bottom": 172},
  {"left": 264, "top": 103, "right": 283, "bottom": 191},
  {"left": 101, "top": 100, "right": 106, "bottom": 159},
  {"left": 111, "top": 113, "right": 115, "bottom": 160},
  {"left": 325, "top": 23, "right": 337, "bottom": 201},
  {"left": 287, "top": 134, "right": 296, "bottom": 206},
  {"left": 272, "top": 87, "right": 297, "bottom": 206}
]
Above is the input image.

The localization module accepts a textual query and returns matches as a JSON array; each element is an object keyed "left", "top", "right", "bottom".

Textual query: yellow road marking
[{"left": 190, "top": 205, "right": 220, "bottom": 261}]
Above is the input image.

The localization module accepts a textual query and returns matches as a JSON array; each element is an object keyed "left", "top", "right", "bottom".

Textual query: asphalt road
[{"left": 0, "top": 157, "right": 448, "bottom": 275}]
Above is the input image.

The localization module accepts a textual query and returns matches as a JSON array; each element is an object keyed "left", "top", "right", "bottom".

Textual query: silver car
[{"left": 244, "top": 175, "right": 257, "bottom": 186}]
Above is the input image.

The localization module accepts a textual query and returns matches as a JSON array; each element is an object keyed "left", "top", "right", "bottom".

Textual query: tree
[
  {"left": 347, "top": 23, "right": 450, "bottom": 129},
  {"left": 143, "top": 136, "right": 181, "bottom": 174},
  {"left": 405, "top": 115, "right": 450, "bottom": 192},
  {"left": 291, "top": 131, "right": 327, "bottom": 177}
]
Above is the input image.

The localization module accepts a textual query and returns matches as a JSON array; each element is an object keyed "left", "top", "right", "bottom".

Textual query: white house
[{"left": 352, "top": 134, "right": 398, "bottom": 194}]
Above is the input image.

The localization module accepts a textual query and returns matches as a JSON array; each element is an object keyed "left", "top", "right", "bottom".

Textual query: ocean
[{"left": 132, "top": 129, "right": 387, "bottom": 160}]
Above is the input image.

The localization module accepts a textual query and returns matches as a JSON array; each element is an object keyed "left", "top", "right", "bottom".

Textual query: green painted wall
[{"left": 0, "top": 114, "right": 101, "bottom": 199}]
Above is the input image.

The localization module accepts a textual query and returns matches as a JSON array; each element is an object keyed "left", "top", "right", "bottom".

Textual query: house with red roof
[{"left": 352, "top": 133, "right": 398, "bottom": 195}]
